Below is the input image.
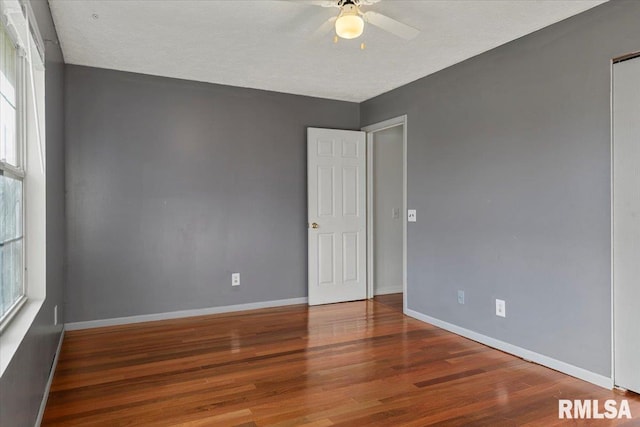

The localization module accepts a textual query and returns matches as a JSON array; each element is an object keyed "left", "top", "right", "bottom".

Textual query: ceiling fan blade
[
  {"left": 283, "top": 0, "right": 338, "bottom": 7},
  {"left": 313, "top": 16, "right": 337, "bottom": 38},
  {"left": 363, "top": 11, "right": 419, "bottom": 40}
]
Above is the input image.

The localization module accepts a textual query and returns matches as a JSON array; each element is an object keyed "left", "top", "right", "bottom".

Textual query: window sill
[{"left": 0, "top": 298, "right": 44, "bottom": 376}]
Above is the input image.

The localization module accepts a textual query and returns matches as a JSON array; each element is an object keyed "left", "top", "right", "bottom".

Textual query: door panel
[
  {"left": 318, "top": 233, "right": 335, "bottom": 285},
  {"left": 308, "top": 128, "right": 366, "bottom": 305},
  {"left": 342, "top": 166, "right": 359, "bottom": 216},
  {"left": 613, "top": 57, "right": 640, "bottom": 394},
  {"left": 342, "top": 232, "right": 359, "bottom": 283},
  {"left": 318, "top": 166, "right": 335, "bottom": 217}
]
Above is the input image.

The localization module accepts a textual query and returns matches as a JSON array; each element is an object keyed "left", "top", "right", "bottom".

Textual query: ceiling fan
[{"left": 289, "top": 0, "right": 420, "bottom": 41}]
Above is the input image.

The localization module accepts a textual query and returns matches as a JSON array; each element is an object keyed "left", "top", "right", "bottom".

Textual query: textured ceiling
[{"left": 48, "top": 0, "right": 607, "bottom": 102}]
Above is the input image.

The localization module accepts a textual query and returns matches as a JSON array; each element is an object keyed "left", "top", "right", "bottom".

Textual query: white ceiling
[{"left": 48, "top": 0, "right": 607, "bottom": 102}]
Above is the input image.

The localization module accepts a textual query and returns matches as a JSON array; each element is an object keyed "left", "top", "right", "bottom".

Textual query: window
[
  {"left": 0, "top": 21, "right": 25, "bottom": 326},
  {"left": 0, "top": 0, "right": 46, "bottom": 373}
]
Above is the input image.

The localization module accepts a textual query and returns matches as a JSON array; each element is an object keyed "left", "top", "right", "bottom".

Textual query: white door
[
  {"left": 308, "top": 128, "right": 366, "bottom": 305},
  {"left": 613, "top": 56, "right": 640, "bottom": 394}
]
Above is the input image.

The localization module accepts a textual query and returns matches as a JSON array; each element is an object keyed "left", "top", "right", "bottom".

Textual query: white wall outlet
[
  {"left": 457, "top": 290, "right": 465, "bottom": 304},
  {"left": 54, "top": 305, "right": 58, "bottom": 325},
  {"left": 496, "top": 299, "right": 506, "bottom": 317},
  {"left": 232, "top": 273, "right": 240, "bottom": 287},
  {"left": 408, "top": 209, "right": 417, "bottom": 222}
]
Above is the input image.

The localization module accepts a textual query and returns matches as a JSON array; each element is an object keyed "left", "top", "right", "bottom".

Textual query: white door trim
[
  {"left": 609, "top": 58, "right": 615, "bottom": 389},
  {"left": 362, "top": 115, "right": 408, "bottom": 313},
  {"left": 611, "top": 56, "right": 640, "bottom": 392}
]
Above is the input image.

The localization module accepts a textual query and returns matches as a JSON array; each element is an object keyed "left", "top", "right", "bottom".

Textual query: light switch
[
  {"left": 392, "top": 208, "right": 400, "bottom": 219},
  {"left": 496, "top": 299, "right": 506, "bottom": 317},
  {"left": 408, "top": 209, "right": 416, "bottom": 222}
]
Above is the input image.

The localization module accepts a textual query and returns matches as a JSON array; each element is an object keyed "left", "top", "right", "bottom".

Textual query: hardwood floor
[
  {"left": 44, "top": 294, "right": 640, "bottom": 426},
  {"left": 373, "top": 293, "right": 404, "bottom": 312}
]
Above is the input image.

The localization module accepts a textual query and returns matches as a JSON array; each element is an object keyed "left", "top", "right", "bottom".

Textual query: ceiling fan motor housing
[{"left": 341, "top": 4, "right": 359, "bottom": 15}]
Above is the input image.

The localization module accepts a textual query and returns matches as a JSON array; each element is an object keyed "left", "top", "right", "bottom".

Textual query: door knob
[{"left": 311, "top": 222, "right": 319, "bottom": 229}]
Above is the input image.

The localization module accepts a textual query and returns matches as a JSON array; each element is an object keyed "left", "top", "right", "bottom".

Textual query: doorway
[
  {"left": 363, "top": 116, "right": 407, "bottom": 312},
  {"left": 612, "top": 54, "right": 640, "bottom": 394},
  {"left": 306, "top": 118, "right": 407, "bottom": 310}
]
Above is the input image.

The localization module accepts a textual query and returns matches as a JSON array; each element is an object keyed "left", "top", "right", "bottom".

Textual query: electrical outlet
[
  {"left": 408, "top": 209, "right": 416, "bottom": 222},
  {"left": 457, "top": 290, "right": 465, "bottom": 304},
  {"left": 54, "top": 305, "right": 58, "bottom": 325},
  {"left": 232, "top": 273, "right": 240, "bottom": 287},
  {"left": 496, "top": 299, "right": 506, "bottom": 317}
]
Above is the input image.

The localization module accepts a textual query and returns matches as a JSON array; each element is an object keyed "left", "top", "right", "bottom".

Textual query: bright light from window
[{"left": 0, "top": 21, "right": 25, "bottom": 326}]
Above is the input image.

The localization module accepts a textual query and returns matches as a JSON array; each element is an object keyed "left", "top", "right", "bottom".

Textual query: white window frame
[
  {"left": 0, "top": 18, "right": 27, "bottom": 331},
  {"left": 0, "top": 0, "right": 47, "bottom": 377}
]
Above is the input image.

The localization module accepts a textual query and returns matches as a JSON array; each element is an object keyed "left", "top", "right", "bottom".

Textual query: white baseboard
[
  {"left": 35, "top": 328, "right": 64, "bottom": 427},
  {"left": 404, "top": 308, "right": 613, "bottom": 390},
  {"left": 374, "top": 285, "right": 403, "bottom": 296},
  {"left": 65, "top": 297, "right": 309, "bottom": 331}
]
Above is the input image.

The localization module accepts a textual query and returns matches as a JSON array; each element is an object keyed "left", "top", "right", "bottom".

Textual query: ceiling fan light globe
[{"left": 335, "top": 14, "right": 364, "bottom": 39}]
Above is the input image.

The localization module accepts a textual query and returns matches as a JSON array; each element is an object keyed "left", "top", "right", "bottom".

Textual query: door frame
[
  {"left": 611, "top": 52, "right": 640, "bottom": 391},
  {"left": 362, "top": 115, "right": 408, "bottom": 313},
  {"left": 610, "top": 56, "right": 616, "bottom": 390}
]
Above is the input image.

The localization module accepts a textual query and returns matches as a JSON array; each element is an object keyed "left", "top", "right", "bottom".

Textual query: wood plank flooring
[
  {"left": 44, "top": 294, "right": 640, "bottom": 426},
  {"left": 373, "top": 294, "right": 404, "bottom": 312}
]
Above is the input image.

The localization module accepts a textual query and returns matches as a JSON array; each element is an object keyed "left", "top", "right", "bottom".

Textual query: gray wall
[
  {"left": 0, "top": 1, "right": 65, "bottom": 426},
  {"left": 361, "top": 0, "right": 640, "bottom": 377},
  {"left": 64, "top": 66, "right": 359, "bottom": 322}
]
